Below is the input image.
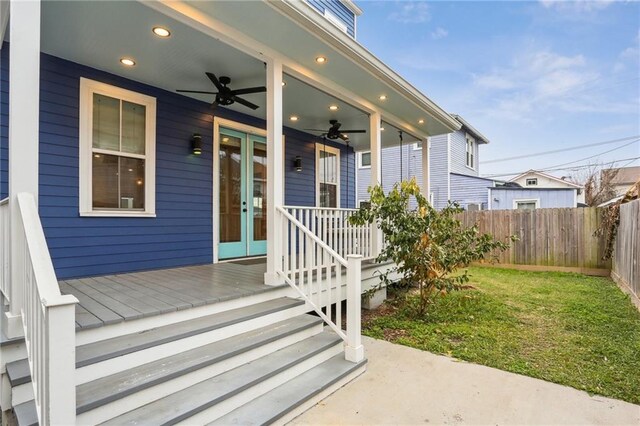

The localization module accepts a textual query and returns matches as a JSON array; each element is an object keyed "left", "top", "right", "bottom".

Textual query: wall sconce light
[
  {"left": 191, "top": 133, "right": 202, "bottom": 155},
  {"left": 294, "top": 156, "right": 303, "bottom": 172}
]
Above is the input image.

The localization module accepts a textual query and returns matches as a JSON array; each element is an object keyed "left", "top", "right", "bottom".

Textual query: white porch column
[
  {"left": 264, "top": 59, "right": 284, "bottom": 285},
  {"left": 4, "top": 0, "right": 41, "bottom": 338},
  {"left": 421, "top": 138, "right": 430, "bottom": 202},
  {"left": 369, "top": 112, "right": 383, "bottom": 257}
]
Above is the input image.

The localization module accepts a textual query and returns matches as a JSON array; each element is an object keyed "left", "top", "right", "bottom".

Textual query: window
[
  {"left": 316, "top": 144, "right": 340, "bottom": 208},
  {"left": 514, "top": 199, "right": 539, "bottom": 210},
  {"left": 358, "top": 200, "right": 371, "bottom": 209},
  {"left": 526, "top": 178, "right": 538, "bottom": 186},
  {"left": 413, "top": 141, "right": 422, "bottom": 150},
  {"left": 79, "top": 78, "right": 156, "bottom": 216},
  {"left": 358, "top": 151, "right": 371, "bottom": 169},
  {"left": 466, "top": 135, "right": 475, "bottom": 169}
]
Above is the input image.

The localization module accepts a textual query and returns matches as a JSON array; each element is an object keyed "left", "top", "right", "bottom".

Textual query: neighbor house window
[
  {"left": 358, "top": 151, "right": 371, "bottom": 169},
  {"left": 514, "top": 199, "right": 539, "bottom": 210},
  {"left": 316, "top": 144, "right": 340, "bottom": 208},
  {"left": 466, "top": 135, "right": 475, "bottom": 169},
  {"left": 526, "top": 178, "right": 538, "bottom": 186},
  {"left": 79, "top": 78, "right": 156, "bottom": 216}
]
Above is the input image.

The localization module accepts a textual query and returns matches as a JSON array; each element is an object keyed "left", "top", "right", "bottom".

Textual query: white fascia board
[
  {"left": 271, "top": 1, "right": 461, "bottom": 133},
  {"left": 342, "top": 0, "right": 363, "bottom": 16}
]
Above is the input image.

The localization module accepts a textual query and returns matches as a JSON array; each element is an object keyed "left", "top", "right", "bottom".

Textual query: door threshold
[{"left": 218, "top": 255, "right": 267, "bottom": 264}]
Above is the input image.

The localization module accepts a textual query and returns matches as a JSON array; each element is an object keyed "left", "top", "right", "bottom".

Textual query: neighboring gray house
[
  {"left": 488, "top": 170, "right": 582, "bottom": 210},
  {"left": 356, "top": 114, "right": 493, "bottom": 210}
]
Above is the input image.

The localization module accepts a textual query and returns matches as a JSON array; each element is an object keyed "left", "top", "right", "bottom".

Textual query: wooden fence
[
  {"left": 612, "top": 199, "right": 640, "bottom": 307},
  {"left": 458, "top": 207, "right": 611, "bottom": 275}
]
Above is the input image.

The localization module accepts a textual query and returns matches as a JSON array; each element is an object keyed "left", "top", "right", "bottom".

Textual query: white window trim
[
  {"left": 323, "top": 9, "right": 348, "bottom": 34},
  {"left": 316, "top": 144, "right": 341, "bottom": 208},
  {"left": 357, "top": 151, "right": 371, "bottom": 169},
  {"left": 79, "top": 78, "right": 156, "bottom": 217},
  {"left": 513, "top": 198, "right": 540, "bottom": 210},
  {"left": 357, "top": 199, "right": 370, "bottom": 208},
  {"left": 465, "top": 134, "right": 476, "bottom": 170}
]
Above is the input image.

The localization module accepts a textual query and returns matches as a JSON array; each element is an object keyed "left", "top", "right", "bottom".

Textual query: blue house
[
  {"left": 0, "top": 1, "right": 461, "bottom": 424},
  {"left": 357, "top": 114, "right": 493, "bottom": 210}
]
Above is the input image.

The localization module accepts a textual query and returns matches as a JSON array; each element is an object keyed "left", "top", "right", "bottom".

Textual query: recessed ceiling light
[
  {"left": 120, "top": 57, "right": 136, "bottom": 67},
  {"left": 380, "top": 127, "right": 385, "bottom": 131},
  {"left": 94, "top": 154, "right": 101, "bottom": 158},
  {"left": 282, "top": 81, "right": 286, "bottom": 87},
  {"left": 315, "top": 56, "right": 327, "bottom": 64},
  {"left": 418, "top": 119, "right": 425, "bottom": 124},
  {"left": 329, "top": 105, "right": 339, "bottom": 111},
  {"left": 379, "top": 95, "right": 387, "bottom": 101},
  {"left": 222, "top": 137, "right": 229, "bottom": 142},
  {"left": 152, "top": 26, "right": 171, "bottom": 38},
  {"left": 290, "top": 115, "right": 299, "bottom": 121}
]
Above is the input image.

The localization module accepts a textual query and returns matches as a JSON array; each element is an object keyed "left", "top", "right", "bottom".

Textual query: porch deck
[{"left": 59, "top": 260, "right": 284, "bottom": 330}]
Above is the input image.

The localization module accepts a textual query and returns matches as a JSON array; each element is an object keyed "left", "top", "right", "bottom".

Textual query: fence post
[
  {"left": 345, "top": 254, "right": 364, "bottom": 363},
  {"left": 45, "top": 298, "right": 77, "bottom": 425}
]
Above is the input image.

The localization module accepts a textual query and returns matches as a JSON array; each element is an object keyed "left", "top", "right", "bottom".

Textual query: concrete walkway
[{"left": 290, "top": 337, "right": 640, "bottom": 425}]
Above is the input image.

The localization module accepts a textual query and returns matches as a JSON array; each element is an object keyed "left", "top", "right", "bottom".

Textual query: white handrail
[
  {"left": 282, "top": 206, "right": 373, "bottom": 260},
  {"left": 0, "top": 197, "right": 10, "bottom": 302},
  {"left": 16, "top": 193, "right": 78, "bottom": 425},
  {"left": 276, "top": 206, "right": 364, "bottom": 363}
]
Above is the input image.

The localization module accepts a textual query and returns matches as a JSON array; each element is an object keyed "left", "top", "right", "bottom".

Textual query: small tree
[{"left": 350, "top": 178, "right": 515, "bottom": 316}]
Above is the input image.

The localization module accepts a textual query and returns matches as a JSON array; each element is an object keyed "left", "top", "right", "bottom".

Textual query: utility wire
[
  {"left": 481, "top": 135, "right": 640, "bottom": 164},
  {"left": 544, "top": 139, "right": 639, "bottom": 170},
  {"left": 482, "top": 156, "right": 640, "bottom": 178}
]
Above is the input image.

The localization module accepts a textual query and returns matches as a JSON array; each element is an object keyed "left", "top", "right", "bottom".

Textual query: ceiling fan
[
  {"left": 305, "top": 119, "right": 366, "bottom": 142},
  {"left": 176, "top": 72, "right": 266, "bottom": 110}
]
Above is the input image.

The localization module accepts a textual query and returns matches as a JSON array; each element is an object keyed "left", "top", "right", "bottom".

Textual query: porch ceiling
[{"left": 36, "top": 1, "right": 430, "bottom": 149}]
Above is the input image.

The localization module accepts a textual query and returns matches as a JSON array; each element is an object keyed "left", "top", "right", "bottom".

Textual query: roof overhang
[
  {"left": 509, "top": 170, "right": 583, "bottom": 188},
  {"left": 451, "top": 114, "right": 490, "bottom": 144}
]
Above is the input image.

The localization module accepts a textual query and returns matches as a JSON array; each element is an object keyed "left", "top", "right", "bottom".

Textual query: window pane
[
  {"left": 120, "top": 157, "right": 145, "bottom": 209},
  {"left": 319, "top": 150, "right": 338, "bottom": 184},
  {"left": 517, "top": 202, "right": 536, "bottom": 210},
  {"left": 220, "top": 135, "right": 243, "bottom": 243},
  {"left": 93, "top": 94, "right": 120, "bottom": 151},
  {"left": 92, "top": 153, "right": 119, "bottom": 208},
  {"left": 361, "top": 152, "right": 371, "bottom": 167},
  {"left": 122, "top": 101, "right": 146, "bottom": 154},
  {"left": 320, "top": 183, "right": 337, "bottom": 208},
  {"left": 253, "top": 141, "right": 267, "bottom": 242}
]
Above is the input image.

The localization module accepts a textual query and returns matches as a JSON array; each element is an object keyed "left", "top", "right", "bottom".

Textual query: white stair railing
[
  {"left": 276, "top": 206, "right": 363, "bottom": 363},
  {"left": 282, "top": 206, "right": 373, "bottom": 260},
  {"left": 1, "top": 197, "right": 10, "bottom": 302},
  {"left": 16, "top": 193, "right": 78, "bottom": 425}
]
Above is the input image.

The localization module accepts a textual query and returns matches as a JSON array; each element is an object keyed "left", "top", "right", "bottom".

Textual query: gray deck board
[{"left": 61, "top": 261, "right": 282, "bottom": 330}]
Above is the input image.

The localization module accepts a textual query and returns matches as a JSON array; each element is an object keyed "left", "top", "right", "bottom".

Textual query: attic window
[
  {"left": 526, "top": 178, "right": 538, "bottom": 186},
  {"left": 323, "top": 9, "right": 348, "bottom": 33}
]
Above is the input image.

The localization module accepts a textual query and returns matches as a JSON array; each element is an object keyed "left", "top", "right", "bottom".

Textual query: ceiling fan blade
[
  {"left": 229, "top": 86, "right": 267, "bottom": 96},
  {"left": 232, "top": 96, "right": 259, "bottom": 110},
  {"left": 304, "top": 129, "right": 328, "bottom": 132},
  {"left": 205, "top": 72, "right": 224, "bottom": 91},
  {"left": 339, "top": 130, "right": 367, "bottom": 134},
  {"left": 176, "top": 89, "right": 219, "bottom": 95}
]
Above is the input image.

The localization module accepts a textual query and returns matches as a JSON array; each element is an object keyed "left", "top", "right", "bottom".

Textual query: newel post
[
  {"left": 345, "top": 254, "right": 364, "bottom": 362},
  {"left": 45, "top": 296, "right": 78, "bottom": 425}
]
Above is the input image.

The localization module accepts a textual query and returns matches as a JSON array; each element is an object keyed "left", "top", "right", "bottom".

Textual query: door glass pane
[
  {"left": 93, "top": 94, "right": 120, "bottom": 151},
  {"left": 319, "top": 150, "right": 338, "bottom": 184},
  {"left": 220, "top": 135, "right": 243, "bottom": 243},
  {"left": 253, "top": 141, "right": 267, "bottom": 242},
  {"left": 319, "top": 183, "right": 337, "bottom": 208},
  {"left": 120, "top": 157, "right": 145, "bottom": 209},
  {"left": 92, "top": 153, "right": 119, "bottom": 208},
  {"left": 122, "top": 101, "right": 146, "bottom": 154}
]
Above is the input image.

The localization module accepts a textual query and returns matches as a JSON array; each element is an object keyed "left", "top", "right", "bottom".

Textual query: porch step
[
  {"left": 211, "top": 354, "right": 367, "bottom": 425},
  {"left": 100, "top": 330, "right": 343, "bottom": 425},
  {"left": 76, "top": 315, "right": 323, "bottom": 415},
  {"left": 13, "top": 400, "right": 37, "bottom": 426},
  {"left": 76, "top": 297, "right": 304, "bottom": 368}
]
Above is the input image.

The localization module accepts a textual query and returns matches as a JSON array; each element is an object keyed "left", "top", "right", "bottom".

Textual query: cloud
[
  {"left": 388, "top": 1, "right": 430, "bottom": 24},
  {"left": 539, "top": 0, "right": 615, "bottom": 13},
  {"left": 430, "top": 27, "right": 448, "bottom": 40},
  {"left": 612, "top": 35, "right": 640, "bottom": 73}
]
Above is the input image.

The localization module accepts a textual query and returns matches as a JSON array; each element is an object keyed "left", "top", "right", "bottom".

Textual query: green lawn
[{"left": 362, "top": 266, "right": 640, "bottom": 405}]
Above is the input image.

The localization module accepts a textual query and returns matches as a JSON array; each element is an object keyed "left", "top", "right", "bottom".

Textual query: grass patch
[{"left": 363, "top": 266, "right": 640, "bottom": 404}]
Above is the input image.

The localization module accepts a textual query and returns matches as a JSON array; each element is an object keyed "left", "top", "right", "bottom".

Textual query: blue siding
[
  {"left": 489, "top": 188, "right": 576, "bottom": 210},
  {"left": 449, "top": 130, "right": 479, "bottom": 177},
  {"left": 4, "top": 45, "right": 354, "bottom": 279},
  {"left": 428, "top": 134, "right": 449, "bottom": 210},
  {"left": 307, "top": 0, "right": 356, "bottom": 37},
  {"left": 450, "top": 173, "right": 493, "bottom": 210},
  {"left": 1, "top": 45, "right": 8, "bottom": 199}
]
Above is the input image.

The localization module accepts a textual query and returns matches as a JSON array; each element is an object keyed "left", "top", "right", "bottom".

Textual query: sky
[{"left": 355, "top": 0, "right": 640, "bottom": 181}]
